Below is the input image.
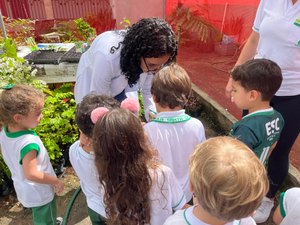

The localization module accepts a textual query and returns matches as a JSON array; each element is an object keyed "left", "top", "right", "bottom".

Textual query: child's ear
[
  {"left": 249, "top": 90, "right": 260, "bottom": 101},
  {"left": 152, "top": 95, "right": 158, "bottom": 103},
  {"left": 13, "top": 114, "right": 24, "bottom": 123}
]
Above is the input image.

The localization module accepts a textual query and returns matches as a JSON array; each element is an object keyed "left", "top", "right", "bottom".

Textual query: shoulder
[
  {"left": 69, "top": 140, "right": 81, "bottom": 155},
  {"left": 91, "top": 30, "right": 124, "bottom": 55},
  {"left": 239, "top": 216, "right": 256, "bottom": 225},
  {"left": 163, "top": 209, "right": 185, "bottom": 225}
]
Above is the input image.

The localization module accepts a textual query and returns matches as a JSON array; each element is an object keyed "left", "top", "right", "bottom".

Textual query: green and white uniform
[
  {"left": 163, "top": 205, "right": 256, "bottom": 225},
  {"left": 229, "top": 108, "right": 284, "bottom": 163},
  {"left": 278, "top": 187, "right": 300, "bottom": 225},
  {"left": 0, "top": 128, "right": 55, "bottom": 208},
  {"left": 144, "top": 110, "right": 206, "bottom": 201}
]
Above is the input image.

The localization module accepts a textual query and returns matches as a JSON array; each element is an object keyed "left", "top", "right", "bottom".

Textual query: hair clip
[
  {"left": 1, "top": 83, "right": 15, "bottom": 90},
  {"left": 121, "top": 98, "right": 139, "bottom": 113},
  {"left": 90, "top": 107, "right": 109, "bottom": 124}
]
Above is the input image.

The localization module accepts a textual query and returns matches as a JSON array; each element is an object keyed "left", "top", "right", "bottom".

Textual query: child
[
  {"left": 144, "top": 63, "right": 206, "bottom": 202},
  {"left": 229, "top": 58, "right": 284, "bottom": 164},
  {"left": 69, "top": 93, "right": 121, "bottom": 225},
  {"left": 164, "top": 136, "right": 269, "bottom": 225},
  {"left": 92, "top": 108, "right": 186, "bottom": 225},
  {"left": 273, "top": 187, "right": 300, "bottom": 225},
  {"left": 0, "top": 84, "right": 64, "bottom": 225}
]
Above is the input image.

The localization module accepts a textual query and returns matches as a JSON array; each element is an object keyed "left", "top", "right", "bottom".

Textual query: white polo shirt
[
  {"left": 69, "top": 141, "right": 106, "bottom": 217},
  {"left": 253, "top": 0, "right": 300, "bottom": 96},
  {"left": 144, "top": 110, "right": 206, "bottom": 201}
]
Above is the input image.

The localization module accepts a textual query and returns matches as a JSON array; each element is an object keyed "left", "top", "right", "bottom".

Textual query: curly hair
[
  {"left": 75, "top": 93, "right": 120, "bottom": 138},
  {"left": 120, "top": 18, "right": 178, "bottom": 86},
  {"left": 0, "top": 84, "right": 44, "bottom": 126},
  {"left": 92, "top": 108, "right": 157, "bottom": 225}
]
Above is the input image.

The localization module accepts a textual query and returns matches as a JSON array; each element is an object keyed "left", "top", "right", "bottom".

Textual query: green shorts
[
  {"left": 31, "top": 197, "right": 57, "bottom": 225},
  {"left": 88, "top": 207, "right": 106, "bottom": 225}
]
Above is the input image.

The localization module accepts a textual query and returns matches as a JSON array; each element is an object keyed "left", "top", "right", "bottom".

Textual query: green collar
[
  {"left": 4, "top": 127, "right": 37, "bottom": 138},
  {"left": 152, "top": 114, "right": 191, "bottom": 124}
]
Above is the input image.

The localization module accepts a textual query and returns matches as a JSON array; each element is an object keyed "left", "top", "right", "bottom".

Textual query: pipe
[{"left": 0, "top": 9, "right": 7, "bottom": 39}]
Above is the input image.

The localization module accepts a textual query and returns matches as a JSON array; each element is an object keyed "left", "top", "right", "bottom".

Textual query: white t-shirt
[
  {"left": 164, "top": 205, "right": 256, "bottom": 225},
  {"left": 69, "top": 141, "right": 106, "bottom": 217},
  {"left": 253, "top": 0, "right": 300, "bottom": 96},
  {"left": 144, "top": 110, "right": 206, "bottom": 201},
  {"left": 74, "top": 30, "right": 154, "bottom": 117},
  {"left": 279, "top": 187, "right": 300, "bottom": 225},
  {"left": 0, "top": 128, "right": 55, "bottom": 208},
  {"left": 149, "top": 164, "right": 186, "bottom": 225}
]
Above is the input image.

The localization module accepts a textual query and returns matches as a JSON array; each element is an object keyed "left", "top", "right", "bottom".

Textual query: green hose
[{"left": 62, "top": 186, "right": 82, "bottom": 225}]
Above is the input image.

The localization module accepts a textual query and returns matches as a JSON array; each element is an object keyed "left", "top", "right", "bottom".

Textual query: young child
[
  {"left": 69, "top": 93, "right": 120, "bottom": 225},
  {"left": 144, "top": 63, "right": 206, "bottom": 202},
  {"left": 92, "top": 107, "right": 186, "bottom": 225},
  {"left": 273, "top": 187, "right": 300, "bottom": 225},
  {"left": 164, "top": 136, "right": 269, "bottom": 225},
  {"left": 229, "top": 58, "right": 284, "bottom": 164},
  {"left": 0, "top": 84, "right": 64, "bottom": 225}
]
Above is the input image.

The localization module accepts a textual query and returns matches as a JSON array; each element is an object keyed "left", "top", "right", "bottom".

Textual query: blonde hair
[
  {"left": 190, "top": 136, "right": 269, "bottom": 221},
  {"left": 0, "top": 84, "right": 44, "bottom": 126}
]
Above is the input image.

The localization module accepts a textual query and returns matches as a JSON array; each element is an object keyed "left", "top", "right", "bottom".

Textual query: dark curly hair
[
  {"left": 75, "top": 93, "right": 120, "bottom": 138},
  {"left": 120, "top": 18, "right": 178, "bottom": 86},
  {"left": 92, "top": 108, "right": 158, "bottom": 225}
]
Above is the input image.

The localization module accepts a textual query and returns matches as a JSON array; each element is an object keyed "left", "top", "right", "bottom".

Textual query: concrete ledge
[{"left": 192, "top": 83, "right": 300, "bottom": 187}]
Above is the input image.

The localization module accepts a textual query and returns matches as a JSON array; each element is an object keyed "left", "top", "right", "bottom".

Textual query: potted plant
[{"left": 167, "top": 2, "right": 222, "bottom": 52}]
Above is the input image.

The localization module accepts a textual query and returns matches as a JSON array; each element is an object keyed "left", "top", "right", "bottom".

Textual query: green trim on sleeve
[
  {"left": 183, "top": 209, "right": 191, "bottom": 225},
  {"left": 19, "top": 143, "right": 40, "bottom": 165},
  {"left": 172, "top": 194, "right": 185, "bottom": 209},
  {"left": 280, "top": 192, "right": 286, "bottom": 218}
]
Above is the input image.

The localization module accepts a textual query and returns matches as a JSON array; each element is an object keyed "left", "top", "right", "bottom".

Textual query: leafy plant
[
  {"left": 74, "top": 18, "right": 96, "bottom": 42},
  {"left": 223, "top": 16, "right": 244, "bottom": 35},
  {"left": 167, "top": 2, "right": 222, "bottom": 44},
  {"left": 35, "top": 83, "right": 78, "bottom": 163}
]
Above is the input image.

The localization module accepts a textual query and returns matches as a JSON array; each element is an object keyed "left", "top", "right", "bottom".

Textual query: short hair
[
  {"left": 151, "top": 63, "right": 191, "bottom": 109},
  {"left": 231, "top": 58, "right": 282, "bottom": 101},
  {"left": 120, "top": 18, "right": 178, "bottom": 86},
  {"left": 0, "top": 84, "right": 44, "bottom": 126},
  {"left": 75, "top": 93, "right": 120, "bottom": 138},
  {"left": 190, "top": 136, "right": 269, "bottom": 221}
]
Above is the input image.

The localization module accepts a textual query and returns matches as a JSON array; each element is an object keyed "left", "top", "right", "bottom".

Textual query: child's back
[{"left": 144, "top": 63, "right": 206, "bottom": 201}]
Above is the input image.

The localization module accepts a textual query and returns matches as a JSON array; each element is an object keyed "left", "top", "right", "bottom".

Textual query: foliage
[
  {"left": 0, "top": 38, "right": 18, "bottom": 59},
  {"left": 167, "top": 2, "right": 222, "bottom": 44},
  {"left": 1, "top": 17, "right": 35, "bottom": 45},
  {"left": 35, "top": 83, "right": 78, "bottom": 163},
  {"left": 74, "top": 18, "right": 96, "bottom": 42},
  {"left": 223, "top": 16, "right": 244, "bottom": 35},
  {"left": 119, "top": 18, "right": 131, "bottom": 29},
  {"left": 84, "top": 4, "right": 116, "bottom": 35}
]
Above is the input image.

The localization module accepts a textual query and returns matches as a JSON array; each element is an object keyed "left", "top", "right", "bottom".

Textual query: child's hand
[{"left": 53, "top": 179, "right": 64, "bottom": 194}]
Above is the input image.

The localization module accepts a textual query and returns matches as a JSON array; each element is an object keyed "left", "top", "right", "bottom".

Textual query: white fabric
[
  {"left": 144, "top": 110, "right": 206, "bottom": 201},
  {"left": 0, "top": 129, "right": 55, "bottom": 208},
  {"left": 69, "top": 141, "right": 106, "bottom": 217},
  {"left": 253, "top": 0, "right": 300, "bottom": 96},
  {"left": 149, "top": 164, "right": 186, "bottom": 225},
  {"left": 74, "top": 30, "right": 155, "bottom": 119},
  {"left": 281, "top": 187, "right": 300, "bottom": 225},
  {"left": 163, "top": 205, "right": 256, "bottom": 225}
]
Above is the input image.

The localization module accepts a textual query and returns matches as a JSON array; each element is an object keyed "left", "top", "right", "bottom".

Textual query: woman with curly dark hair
[
  {"left": 74, "top": 18, "right": 177, "bottom": 120},
  {"left": 92, "top": 108, "right": 186, "bottom": 225}
]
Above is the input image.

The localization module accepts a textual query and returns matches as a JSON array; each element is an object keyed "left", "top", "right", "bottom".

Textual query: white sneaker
[
  {"left": 253, "top": 197, "right": 274, "bottom": 223},
  {"left": 56, "top": 217, "right": 63, "bottom": 225}
]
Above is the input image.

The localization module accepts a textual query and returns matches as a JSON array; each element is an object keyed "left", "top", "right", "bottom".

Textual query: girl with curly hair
[
  {"left": 74, "top": 18, "right": 177, "bottom": 121},
  {"left": 92, "top": 108, "right": 186, "bottom": 225}
]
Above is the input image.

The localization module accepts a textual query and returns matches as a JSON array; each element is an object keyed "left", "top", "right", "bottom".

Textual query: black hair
[
  {"left": 231, "top": 59, "right": 282, "bottom": 101},
  {"left": 120, "top": 18, "right": 178, "bottom": 86}
]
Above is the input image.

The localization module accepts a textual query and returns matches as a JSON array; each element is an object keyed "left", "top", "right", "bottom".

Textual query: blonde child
[
  {"left": 92, "top": 107, "right": 186, "bottom": 225},
  {"left": 144, "top": 63, "right": 206, "bottom": 202},
  {"left": 0, "top": 84, "right": 64, "bottom": 225},
  {"left": 164, "top": 136, "right": 269, "bottom": 225},
  {"left": 69, "top": 93, "right": 120, "bottom": 225}
]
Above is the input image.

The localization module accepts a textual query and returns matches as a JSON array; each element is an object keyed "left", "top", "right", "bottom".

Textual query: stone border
[{"left": 192, "top": 83, "right": 300, "bottom": 186}]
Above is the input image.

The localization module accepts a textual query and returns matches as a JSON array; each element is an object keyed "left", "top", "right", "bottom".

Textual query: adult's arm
[
  {"left": 141, "top": 74, "right": 156, "bottom": 121},
  {"left": 225, "top": 31, "right": 260, "bottom": 98}
]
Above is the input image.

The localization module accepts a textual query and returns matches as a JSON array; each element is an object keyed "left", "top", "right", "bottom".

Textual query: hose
[{"left": 62, "top": 186, "right": 82, "bottom": 225}]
